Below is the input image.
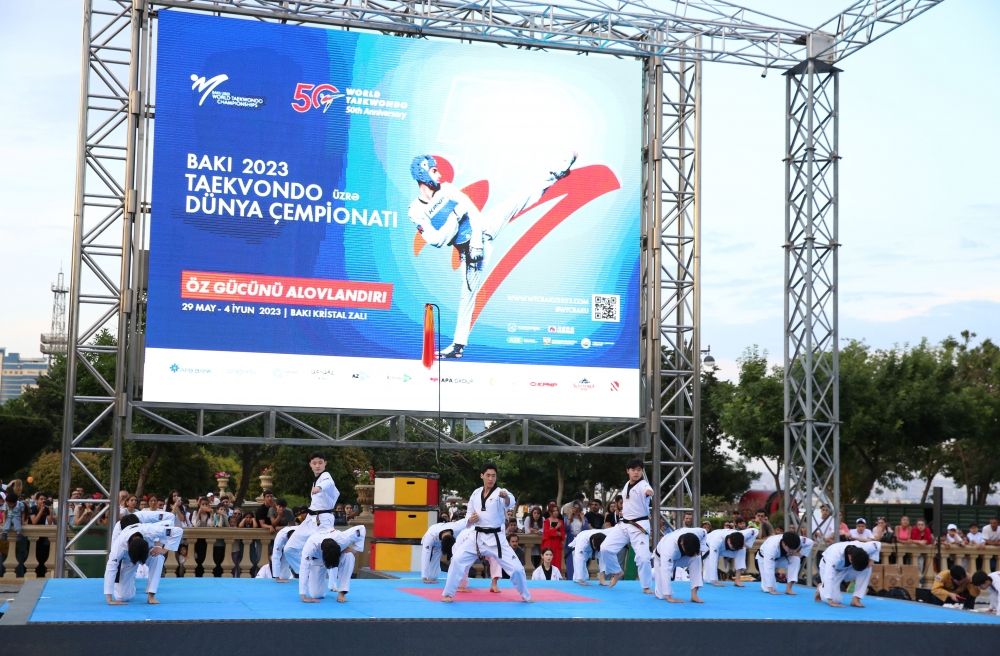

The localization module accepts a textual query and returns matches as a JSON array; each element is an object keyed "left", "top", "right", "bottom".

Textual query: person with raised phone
[
  {"left": 441, "top": 462, "right": 531, "bottom": 602},
  {"left": 599, "top": 458, "right": 655, "bottom": 593},
  {"left": 282, "top": 452, "right": 340, "bottom": 574}
]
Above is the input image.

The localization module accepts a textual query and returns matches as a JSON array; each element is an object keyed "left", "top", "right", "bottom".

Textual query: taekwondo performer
[
  {"left": 260, "top": 525, "right": 298, "bottom": 582},
  {"left": 283, "top": 452, "right": 339, "bottom": 574},
  {"left": 441, "top": 462, "right": 530, "bottom": 602},
  {"left": 814, "top": 540, "right": 881, "bottom": 608},
  {"left": 703, "top": 526, "right": 758, "bottom": 587},
  {"left": 299, "top": 525, "right": 366, "bottom": 603},
  {"left": 599, "top": 459, "right": 654, "bottom": 592},
  {"left": 408, "top": 152, "right": 576, "bottom": 360},
  {"left": 111, "top": 508, "right": 175, "bottom": 544},
  {"left": 420, "top": 515, "right": 500, "bottom": 586},
  {"left": 972, "top": 571, "right": 1000, "bottom": 615},
  {"left": 531, "top": 547, "right": 563, "bottom": 581},
  {"left": 653, "top": 527, "right": 707, "bottom": 603},
  {"left": 103, "top": 520, "right": 183, "bottom": 605},
  {"left": 755, "top": 531, "right": 815, "bottom": 595},
  {"left": 567, "top": 528, "right": 611, "bottom": 585}
]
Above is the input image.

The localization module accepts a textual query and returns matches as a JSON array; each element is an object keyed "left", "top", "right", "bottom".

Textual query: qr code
[{"left": 592, "top": 294, "right": 620, "bottom": 322}]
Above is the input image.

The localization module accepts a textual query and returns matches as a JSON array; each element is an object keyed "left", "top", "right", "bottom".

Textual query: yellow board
[
  {"left": 394, "top": 509, "right": 437, "bottom": 539},
  {"left": 372, "top": 541, "right": 421, "bottom": 571},
  {"left": 395, "top": 476, "right": 430, "bottom": 506}
]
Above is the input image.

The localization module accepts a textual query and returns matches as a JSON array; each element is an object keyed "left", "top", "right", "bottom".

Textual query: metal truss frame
[
  {"left": 55, "top": 0, "right": 942, "bottom": 575},
  {"left": 782, "top": 53, "right": 841, "bottom": 556}
]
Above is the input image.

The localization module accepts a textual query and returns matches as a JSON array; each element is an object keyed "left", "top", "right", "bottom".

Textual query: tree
[
  {"left": 0, "top": 415, "right": 53, "bottom": 479},
  {"left": 720, "top": 347, "right": 784, "bottom": 491},
  {"left": 700, "top": 368, "right": 757, "bottom": 500}
]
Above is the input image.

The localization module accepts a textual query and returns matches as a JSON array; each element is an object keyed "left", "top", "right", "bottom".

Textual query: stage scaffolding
[{"left": 56, "top": 0, "right": 943, "bottom": 575}]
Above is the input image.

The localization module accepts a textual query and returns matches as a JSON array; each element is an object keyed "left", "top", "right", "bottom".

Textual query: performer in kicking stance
[
  {"left": 103, "top": 521, "right": 183, "bottom": 605},
  {"left": 408, "top": 152, "right": 577, "bottom": 359},
  {"left": 283, "top": 452, "right": 340, "bottom": 574},
  {"left": 599, "top": 459, "right": 654, "bottom": 593},
  {"left": 441, "top": 463, "right": 530, "bottom": 602},
  {"left": 703, "top": 526, "right": 758, "bottom": 587},
  {"left": 653, "top": 527, "right": 707, "bottom": 603},
  {"left": 299, "top": 525, "right": 366, "bottom": 603},
  {"left": 814, "top": 540, "right": 881, "bottom": 608},
  {"left": 755, "top": 531, "right": 815, "bottom": 595},
  {"left": 567, "top": 528, "right": 610, "bottom": 585}
]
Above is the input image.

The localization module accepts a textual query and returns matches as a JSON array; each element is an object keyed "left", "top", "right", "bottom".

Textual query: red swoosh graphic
[{"left": 471, "top": 164, "right": 620, "bottom": 327}]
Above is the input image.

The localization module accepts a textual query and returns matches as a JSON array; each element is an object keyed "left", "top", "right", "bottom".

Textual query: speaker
[{"left": 932, "top": 486, "right": 943, "bottom": 539}]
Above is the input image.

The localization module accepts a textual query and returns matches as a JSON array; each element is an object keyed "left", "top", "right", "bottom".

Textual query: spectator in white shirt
[
  {"left": 848, "top": 518, "right": 874, "bottom": 542},
  {"left": 968, "top": 523, "right": 986, "bottom": 547},
  {"left": 983, "top": 518, "right": 1000, "bottom": 546}
]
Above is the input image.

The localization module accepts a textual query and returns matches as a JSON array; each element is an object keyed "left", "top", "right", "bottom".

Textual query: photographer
[{"left": 30, "top": 492, "right": 54, "bottom": 526}]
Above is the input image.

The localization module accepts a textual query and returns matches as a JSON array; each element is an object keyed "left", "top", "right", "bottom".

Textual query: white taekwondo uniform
[
  {"left": 568, "top": 528, "right": 612, "bottom": 583},
  {"left": 531, "top": 564, "right": 563, "bottom": 581},
  {"left": 984, "top": 572, "right": 1000, "bottom": 615},
  {"left": 442, "top": 486, "right": 529, "bottom": 600},
  {"left": 817, "top": 540, "right": 882, "bottom": 604},
  {"left": 103, "top": 521, "right": 183, "bottom": 601},
  {"left": 298, "top": 525, "right": 366, "bottom": 600},
  {"left": 111, "top": 509, "right": 175, "bottom": 545},
  {"left": 703, "top": 528, "right": 758, "bottom": 584},
  {"left": 422, "top": 518, "right": 473, "bottom": 581},
  {"left": 284, "top": 470, "right": 340, "bottom": 572},
  {"left": 653, "top": 528, "right": 707, "bottom": 599},
  {"left": 600, "top": 478, "right": 654, "bottom": 590},
  {"left": 755, "top": 534, "right": 815, "bottom": 592}
]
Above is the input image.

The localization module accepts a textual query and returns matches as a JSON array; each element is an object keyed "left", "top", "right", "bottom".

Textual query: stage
[{"left": 2, "top": 574, "right": 998, "bottom": 655}]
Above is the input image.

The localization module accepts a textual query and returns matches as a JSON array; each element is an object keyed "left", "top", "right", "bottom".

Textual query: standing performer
[
  {"left": 814, "top": 540, "right": 881, "bottom": 607},
  {"left": 441, "top": 463, "right": 531, "bottom": 602},
  {"left": 755, "top": 531, "right": 814, "bottom": 595},
  {"left": 283, "top": 452, "right": 340, "bottom": 573},
  {"left": 567, "top": 528, "right": 610, "bottom": 585},
  {"left": 703, "top": 527, "right": 758, "bottom": 587},
  {"left": 299, "top": 525, "right": 366, "bottom": 603},
  {"left": 599, "top": 459, "right": 654, "bottom": 592},
  {"left": 103, "top": 521, "right": 183, "bottom": 605},
  {"left": 408, "top": 153, "right": 576, "bottom": 359},
  {"left": 653, "top": 527, "right": 707, "bottom": 603}
]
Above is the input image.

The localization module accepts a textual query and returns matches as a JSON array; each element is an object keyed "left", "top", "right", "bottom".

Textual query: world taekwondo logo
[
  {"left": 190, "top": 73, "right": 265, "bottom": 109},
  {"left": 190, "top": 73, "right": 228, "bottom": 105}
]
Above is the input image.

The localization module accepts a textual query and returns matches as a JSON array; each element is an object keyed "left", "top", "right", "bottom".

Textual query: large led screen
[{"left": 144, "top": 11, "right": 641, "bottom": 419}]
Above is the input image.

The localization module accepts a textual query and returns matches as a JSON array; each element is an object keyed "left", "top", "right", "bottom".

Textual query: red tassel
[{"left": 421, "top": 304, "right": 435, "bottom": 369}]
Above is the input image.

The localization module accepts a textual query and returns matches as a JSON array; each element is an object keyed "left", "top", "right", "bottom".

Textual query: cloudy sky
[{"left": 1, "top": 0, "right": 997, "bottom": 379}]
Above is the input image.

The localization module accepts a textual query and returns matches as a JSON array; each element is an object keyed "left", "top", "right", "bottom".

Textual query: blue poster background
[{"left": 148, "top": 11, "right": 641, "bottom": 368}]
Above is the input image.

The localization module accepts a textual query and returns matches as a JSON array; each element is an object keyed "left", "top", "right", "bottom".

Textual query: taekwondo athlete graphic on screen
[{"left": 407, "top": 152, "right": 577, "bottom": 359}]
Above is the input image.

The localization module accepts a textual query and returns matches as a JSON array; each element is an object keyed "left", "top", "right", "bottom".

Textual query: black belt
[
  {"left": 308, "top": 508, "right": 335, "bottom": 516},
  {"left": 622, "top": 517, "right": 649, "bottom": 535},
  {"left": 475, "top": 526, "right": 502, "bottom": 556}
]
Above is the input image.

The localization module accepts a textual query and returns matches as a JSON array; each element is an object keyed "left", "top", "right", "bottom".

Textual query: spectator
[
  {"left": 255, "top": 490, "right": 276, "bottom": 530},
  {"left": 29, "top": 492, "right": 54, "bottom": 525},
  {"left": 212, "top": 500, "right": 230, "bottom": 527},
  {"left": 944, "top": 523, "right": 966, "bottom": 547},
  {"left": 895, "top": 515, "right": 914, "bottom": 542},
  {"left": 542, "top": 508, "right": 565, "bottom": 570},
  {"left": 682, "top": 511, "right": 695, "bottom": 529},
  {"left": 753, "top": 510, "right": 774, "bottom": 538},
  {"left": 147, "top": 495, "right": 162, "bottom": 511},
  {"left": 983, "top": 518, "right": 1000, "bottom": 546},
  {"left": 71, "top": 489, "right": 91, "bottom": 527},
  {"left": 168, "top": 494, "right": 189, "bottom": 527},
  {"left": 848, "top": 518, "right": 874, "bottom": 542},
  {"left": 909, "top": 519, "right": 934, "bottom": 545},
  {"left": 563, "top": 502, "right": 590, "bottom": 579},
  {"left": 272, "top": 498, "right": 295, "bottom": 528},
  {"left": 124, "top": 495, "right": 139, "bottom": 514},
  {"left": 191, "top": 497, "right": 214, "bottom": 527},
  {"left": 237, "top": 509, "right": 258, "bottom": 528},
  {"left": 603, "top": 499, "right": 619, "bottom": 528},
  {"left": 117, "top": 489, "right": 129, "bottom": 515},
  {"left": 333, "top": 503, "right": 348, "bottom": 527},
  {"left": 872, "top": 517, "right": 894, "bottom": 543},
  {"left": 701, "top": 520, "right": 713, "bottom": 532},
  {"left": 523, "top": 505, "right": 544, "bottom": 567},
  {"left": 1, "top": 493, "right": 26, "bottom": 540},
  {"left": 584, "top": 500, "right": 604, "bottom": 530},
  {"left": 561, "top": 493, "right": 585, "bottom": 518},
  {"left": 531, "top": 546, "right": 563, "bottom": 581},
  {"left": 508, "top": 534, "right": 526, "bottom": 568},
  {"left": 813, "top": 504, "right": 836, "bottom": 545},
  {"left": 735, "top": 516, "right": 748, "bottom": 531},
  {"left": 505, "top": 509, "right": 519, "bottom": 538}
]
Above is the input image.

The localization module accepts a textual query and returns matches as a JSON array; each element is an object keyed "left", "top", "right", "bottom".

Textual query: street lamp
[{"left": 701, "top": 345, "right": 715, "bottom": 368}]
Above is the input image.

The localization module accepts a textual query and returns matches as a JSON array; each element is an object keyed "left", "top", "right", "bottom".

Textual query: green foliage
[
  {"left": 28, "top": 451, "right": 106, "bottom": 495},
  {"left": 700, "top": 368, "right": 758, "bottom": 500},
  {"left": 0, "top": 415, "right": 53, "bottom": 478}
]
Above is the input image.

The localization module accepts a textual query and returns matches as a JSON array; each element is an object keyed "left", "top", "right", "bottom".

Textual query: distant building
[{"left": 0, "top": 349, "right": 49, "bottom": 403}]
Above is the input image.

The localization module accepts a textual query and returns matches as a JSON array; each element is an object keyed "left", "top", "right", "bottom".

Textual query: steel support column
[{"left": 782, "top": 51, "right": 841, "bottom": 570}]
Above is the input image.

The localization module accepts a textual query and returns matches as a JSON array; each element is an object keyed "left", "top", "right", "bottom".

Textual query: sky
[
  {"left": 0, "top": 1, "right": 995, "bottom": 502},
  {"left": 1, "top": 1, "right": 998, "bottom": 371}
]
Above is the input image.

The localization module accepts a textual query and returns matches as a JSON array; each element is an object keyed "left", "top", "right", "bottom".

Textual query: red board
[{"left": 399, "top": 587, "right": 598, "bottom": 603}]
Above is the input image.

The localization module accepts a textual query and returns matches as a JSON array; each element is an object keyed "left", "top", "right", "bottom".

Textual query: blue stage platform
[{"left": 3, "top": 574, "right": 998, "bottom": 656}]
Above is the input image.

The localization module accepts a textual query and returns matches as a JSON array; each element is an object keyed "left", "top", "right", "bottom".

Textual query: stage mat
[{"left": 26, "top": 575, "right": 1000, "bottom": 625}]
